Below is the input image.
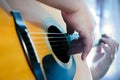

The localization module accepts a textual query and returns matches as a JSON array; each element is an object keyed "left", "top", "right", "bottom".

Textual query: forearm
[
  {"left": 0, "top": 0, "right": 12, "bottom": 13},
  {"left": 90, "top": 62, "right": 111, "bottom": 80},
  {"left": 5, "top": 0, "right": 54, "bottom": 24},
  {"left": 37, "top": 0, "right": 86, "bottom": 13},
  {"left": 91, "top": 66, "right": 101, "bottom": 80}
]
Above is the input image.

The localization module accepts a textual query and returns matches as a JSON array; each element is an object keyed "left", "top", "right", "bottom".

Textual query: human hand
[
  {"left": 61, "top": 7, "right": 95, "bottom": 60},
  {"left": 91, "top": 34, "right": 119, "bottom": 80}
]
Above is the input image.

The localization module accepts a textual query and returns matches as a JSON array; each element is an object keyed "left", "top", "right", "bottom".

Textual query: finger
[
  {"left": 96, "top": 45, "right": 101, "bottom": 53},
  {"left": 112, "top": 40, "right": 119, "bottom": 51},
  {"left": 93, "top": 52, "right": 104, "bottom": 63},
  {"left": 101, "top": 43, "right": 110, "bottom": 53},
  {"left": 102, "top": 34, "right": 110, "bottom": 38},
  {"left": 101, "top": 38, "right": 119, "bottom": 54},
  {"left": 62, "top": 12, "right": 74, "bottom": 34},
  {"left": 92, "top": 46, "right": 103, "bottom": 63},
  {"left": 81, "top": 34, "right": 93, "bottom": 61},
  {"left": 102, "top": 34, "right": 118, "bottom": 48},
  {"left": 101, "top": 37, "right": 114, "bottom": 48},
  {"left": 111, "top": 40, "right": 119, "bottom": 53},
  {"left": 112, "top": 40, "right": 119, "bottom": 53},
  {"left": 67, "top": 39, "right": 83, "bottom": 55},
  {"left": 116, "top": 42, "right": 119, "bottom": 53},
  {"left": 66, "top": 24, "right": 74, "bottom": 34},
  {"left": 101, "top": 43, "right": 115, "bottom": 61},
  {"left": 101, "top": 42, "right": 115, "bottom": 58}
]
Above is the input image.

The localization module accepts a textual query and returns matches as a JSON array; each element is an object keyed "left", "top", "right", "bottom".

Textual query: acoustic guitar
[{"left": 0, "top": 7, "right": 93, "bottom": 80}]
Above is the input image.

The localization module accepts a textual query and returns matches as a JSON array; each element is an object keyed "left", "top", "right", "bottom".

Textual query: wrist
[
  {"left": 61, "top": 0, "right": 86, "bottom": 14},
  {"left": 90, "top": 65, "right": 101, "bottom": 80}
]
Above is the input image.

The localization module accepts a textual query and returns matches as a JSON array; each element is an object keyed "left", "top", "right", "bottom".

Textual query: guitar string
[
  {"left": 30, "top": 32, "right": 68, "bottom": 35},
  {"left": 30, "top": 33, "right": 115, "bottom": 39},
  {"left": 31, "top": 33, "right": 117, "bottom": 40},
  {"left": 35, "top": 46, "right": 71, "bottom": 52},
  {"left": 35, "top": 43, "right": 82, "bottom": 47},
  {"left": 29, "top": 32, "right": 117, "bottom": 49},
  {"left": 30, "top": 32, "right": 116, "bottom": 35},
  {"left": 33, "top": 41, "right": 84, "bottom": 52},
  {"left": 30, "top": 35, "right": 107, "bottom": 47},
  {"left": 35, "top": 45, "right": 71, "bottom": 51},
  {"left": 31, "top": 35, "right": 102, "bottom": 43},
  {"left": 30, "top": 33, "right": 78, "bottom": 45},
  {"left": 30, "top": 34, "right": 103, "bottom": 40},
  {"left": 33, "top": 38, "right": 84, "bottom": 51},
  {"left": 33, "top": 38, "right": 82, "bottom": 46},
  {"left": 31, "top": 36, "right": 102, "bottom": 40}
]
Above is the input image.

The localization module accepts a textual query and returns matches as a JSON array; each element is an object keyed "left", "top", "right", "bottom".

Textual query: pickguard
[{"left": 42, "top": 54, "right": 76, "bottom": 80}]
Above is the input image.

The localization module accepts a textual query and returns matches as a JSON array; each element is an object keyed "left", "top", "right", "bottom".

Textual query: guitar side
[{"left": 0, "top": 7, "right": 48, "bottom": 80}]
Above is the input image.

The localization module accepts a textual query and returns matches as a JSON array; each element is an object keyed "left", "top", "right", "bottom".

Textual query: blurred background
[{"left": 85, "top": 0, "right": 120, "bottom": 80}]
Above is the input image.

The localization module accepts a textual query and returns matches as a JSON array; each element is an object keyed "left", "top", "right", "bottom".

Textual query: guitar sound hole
[{"left": 48, "top": 25, "right": 70, "bottom": 63}]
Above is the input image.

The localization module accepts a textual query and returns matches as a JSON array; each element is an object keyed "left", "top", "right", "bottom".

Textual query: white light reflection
[
  {"left": 86, "top": 18, "right": 101, "bottom": 67},
  {"left": 86, "top": 8, "right": 101, "bottom": 67},
  {"left": 101, "top": 22, "right": 116, "bottom": 41},
  {"left": 102, "top": 24, "right": 115, "bottom": 37}
]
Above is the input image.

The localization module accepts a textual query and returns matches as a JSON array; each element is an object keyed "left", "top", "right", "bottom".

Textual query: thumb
[
  {"left": 96, "top": 45, "right": 101, "bottom": 53},
  {"left": 81, "top": 35, "right": 93, "bottom": 61}
]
